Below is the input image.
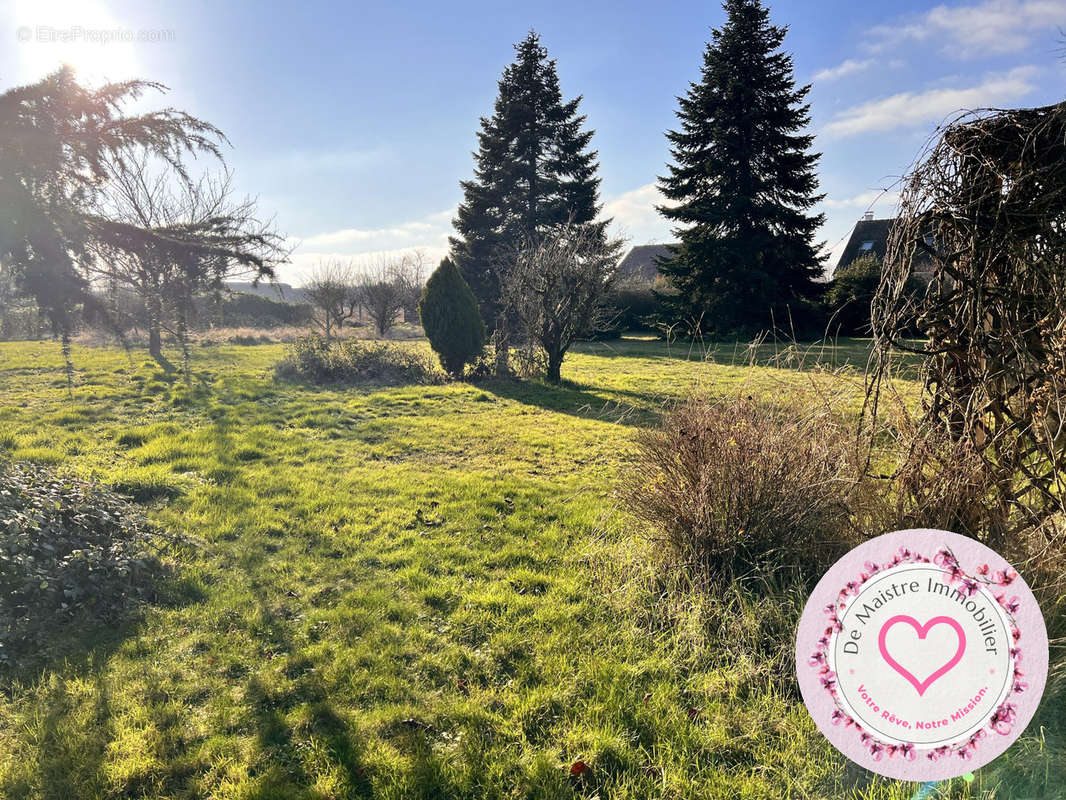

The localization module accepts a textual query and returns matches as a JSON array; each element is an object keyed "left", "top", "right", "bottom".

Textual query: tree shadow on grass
[
  {"left": 234, "top": 582, "right": 521, "bottom": 798},
  {"left": 239, "top": 583, "right": 375, "bottom": 798},
  {"left": 476, "top": 376, "right": 659, "bottom": 428},
  {"left": 574, "top": 337, "right": 716, "bottom": 362},
  {"left": 1, "top": 573, "right": 207, "bottom": 797},
  {"left": 1, "top": 569, "right": 205, "bottom": 688},
  {"left": 150, "top": 350, "right": 177, "bottom": 373},
  {"left": 243, "top": 674, "right": 375, "bottom": 799},
  {"left": 244, "top": 662, "right": 511, "bottom": 799},
  {"left": 576, "top": 336, "right": 868, "bottom": 367},
  {"left": 15, "top": 673, "right": 115, "bottom": 799},
  {"left": 580, "top": 335, "right": 928, "bottom": 378}
]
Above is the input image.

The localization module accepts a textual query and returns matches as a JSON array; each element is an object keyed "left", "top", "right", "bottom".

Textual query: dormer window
[{"left": 859, "top": 241, "right": 874, "bottom": 252}]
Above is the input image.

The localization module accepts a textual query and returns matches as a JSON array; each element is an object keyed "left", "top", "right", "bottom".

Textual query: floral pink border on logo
[{"left": 807, "top": 545, "right": 1027, "bottom": 763}]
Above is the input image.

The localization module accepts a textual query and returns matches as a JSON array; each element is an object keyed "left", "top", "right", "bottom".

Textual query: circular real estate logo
[{"left": 796, "top": 529, "right": 1048, "bottom": 780}]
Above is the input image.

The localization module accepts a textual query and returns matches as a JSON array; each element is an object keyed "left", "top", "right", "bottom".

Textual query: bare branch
[{"left": 497, "top": 219, "right": 624, "bottom": 382}]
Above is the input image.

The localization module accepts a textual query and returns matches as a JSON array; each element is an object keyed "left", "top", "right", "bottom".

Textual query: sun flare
[{"left": 12, "top": 0, "right": 141, "bottom": 86}]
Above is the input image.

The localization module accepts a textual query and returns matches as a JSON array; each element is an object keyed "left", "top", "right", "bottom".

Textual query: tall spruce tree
[
  {"left": 658, "top": 0, "right": 825, "bottom": 335},
  {"left": 450, "top": 31, "right": 604, "bottom": 368}
]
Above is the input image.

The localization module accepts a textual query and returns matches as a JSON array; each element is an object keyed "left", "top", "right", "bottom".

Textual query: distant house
[
  {"left": 834, "top": 212, "right": 935, "bottom": 279},
  {"left": 617, "top": 243, "right": 676, "bottom": 284},
  {"left": 606, "top": 243, "right": 677, "bottom": 332},
  {"left": 835, "top": 213, "right": 894, "bottom": 275}
]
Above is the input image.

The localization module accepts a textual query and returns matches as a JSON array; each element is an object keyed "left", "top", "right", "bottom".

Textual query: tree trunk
[
  {"left": 546, "top": 349, "right": 563, "bottom": 384},
  {"left": 177, "top": 300, "right": 191, "bottom": 383},
  {"left": 494, "top": 314, "right": 510, "bottom": 376},
  {"left": 147, "top": 293, "right": 163, "bottom": 359}
]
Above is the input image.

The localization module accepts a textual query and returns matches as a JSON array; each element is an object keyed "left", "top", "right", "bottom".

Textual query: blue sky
[{"left": 4, "top": 0, "right": 1065, "bottom": 284}]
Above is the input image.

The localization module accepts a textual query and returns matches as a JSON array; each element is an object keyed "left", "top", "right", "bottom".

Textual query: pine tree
[
  {"left": 419, "top": 257, "right": 486, "bottom": 378},
  {"left": 658, "top": 0, "right": 825, "bottom": 336},
  {"left": 450, "top": 31, "right": 605, "bottom": 367}
]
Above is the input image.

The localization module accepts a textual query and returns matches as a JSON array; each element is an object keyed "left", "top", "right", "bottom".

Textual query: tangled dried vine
[{"left": 868, "top": 101, "right": 1066, "bottom": 540}]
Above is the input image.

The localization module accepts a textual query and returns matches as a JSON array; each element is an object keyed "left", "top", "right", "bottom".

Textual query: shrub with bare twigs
[{"left": 620, "top": 390, "right": 860, "bottom": 585}]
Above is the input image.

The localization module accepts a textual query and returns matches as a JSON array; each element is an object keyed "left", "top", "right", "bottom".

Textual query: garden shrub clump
[
  {"left": 275, "top": 335, "right": 443, "bottom": 385},
  {"left": 0, "top": 461, "right": 171, "bottom": 671},
  {"left": 621, "top": 392, "right": 860, "bottom": 585}
]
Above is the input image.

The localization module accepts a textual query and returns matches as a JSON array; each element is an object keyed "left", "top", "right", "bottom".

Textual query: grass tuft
[{"left": 109, "top": 465, "right": 184, "bottom": 502}]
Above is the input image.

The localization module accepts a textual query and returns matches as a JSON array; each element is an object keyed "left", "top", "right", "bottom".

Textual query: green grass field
[{"left": 0, "top": 337, "right": 1054, "bottom": 799}]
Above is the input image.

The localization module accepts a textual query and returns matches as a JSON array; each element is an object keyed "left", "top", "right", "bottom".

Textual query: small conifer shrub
[{"left": 419, "top": 258, "right": 487, "bottom": 378}]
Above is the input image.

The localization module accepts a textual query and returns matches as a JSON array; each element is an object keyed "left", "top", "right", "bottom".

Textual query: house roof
[
  {"left": 835, "top": 218, "right": 894, "bottom": 273},
  {"left": 835, "top": 216, "right": 940, "bottom": 278},
  {"left": 617, "top": 243, "right": 675, "bottom": 282}
]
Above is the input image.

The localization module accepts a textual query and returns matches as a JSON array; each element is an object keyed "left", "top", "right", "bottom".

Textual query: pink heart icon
[{"left": 878, "top": 615, "right": 967, "bottom": 696}]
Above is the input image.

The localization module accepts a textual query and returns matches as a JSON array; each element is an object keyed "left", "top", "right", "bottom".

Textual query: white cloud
[
  {"left": 869, "top": 0, "right": 1066, "bottom": 57},
  {"left": 281, "top": 209, "right": 454, "bottom": 285},
  {"left": 601, "top": 182, "right": 674, "bottom": 244},
  {"left": 298, "top": 209, "right": 454, "bottom": 250},
  {"left": 821, "top": 66, "right": 1038, "bottom": 137},
  {"left": 822, "top": 189, "right": 900, "bottom": 210},
  {"left": 296, "top": 210, "right": 454, "bottom": 253},
  {"left": 814, "top": 59, "right": 874, "bottom": 82}
]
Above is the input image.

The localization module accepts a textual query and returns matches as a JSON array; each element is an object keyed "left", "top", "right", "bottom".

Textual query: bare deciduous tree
[
  {"left": 304, "top": 260, "right": 361, "bottom": 339},
  {"left": 399, "top": 250, "right": 428, "bottom": 322},
  {"left": 90, "top": 150, "right": 287, "bottom": 371},
  {"left": 500, "top": 221, "right": 624, "bottom": 383},
  {"left": 357, "top": 253, "right": 425, "bottom": 337}
]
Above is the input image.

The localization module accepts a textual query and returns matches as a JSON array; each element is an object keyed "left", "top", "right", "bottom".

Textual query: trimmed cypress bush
[{"left": 419, "top": 258, "right": 486, "bottom": 377}]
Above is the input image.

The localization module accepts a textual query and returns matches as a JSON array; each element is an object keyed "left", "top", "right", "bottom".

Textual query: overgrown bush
[
  {"left": 275, "top": 335, "right": 442, "bottom": 385},
  {"left": 860, "top": 411, "right": 1002, "bottom": 541},
  {"left": 0, "top": 461, "right": 172, "bottom": 670},
  {"left": 861, "top": 402, "right": 1066, "bottom": 597},
  {"left": 620, "top": 392, "right": 859, "bottom": 584},
  {"left": 419, "top": 257, "right": 486, "bottom": 377}
]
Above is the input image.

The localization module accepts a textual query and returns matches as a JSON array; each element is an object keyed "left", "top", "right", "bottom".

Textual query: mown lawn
[{"left": 0, "top": 337, "right": 1051, "bottom": 799}]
